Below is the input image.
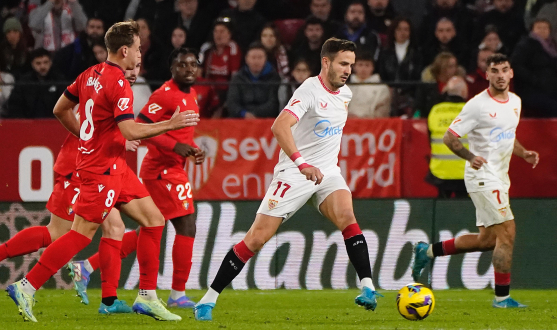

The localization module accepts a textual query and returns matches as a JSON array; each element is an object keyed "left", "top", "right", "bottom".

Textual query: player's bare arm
[
  {"left": 443, "top": 130, "right": 487, "bottom": 170},
  {"left": 513, "top": 139, "right": 539, "bottom": 168},
  {"left": 118, "top": 107, "right": 199, "bottom": 141},
  {"left": 271, "top": 111, "right": 324, "bottom": 184},
  {"left": 53, "top": 95, "right": 80, "bottom": 137}
]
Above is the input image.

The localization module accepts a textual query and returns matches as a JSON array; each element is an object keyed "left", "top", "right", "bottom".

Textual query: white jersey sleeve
[
  {"left": 283, "top": 83, "right": 315, "bottom": 121},
  {"left": 448, "top": 97, "right": 481, "bottom": 138}
]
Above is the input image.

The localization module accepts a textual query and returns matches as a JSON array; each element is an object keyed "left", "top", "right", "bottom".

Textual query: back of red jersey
[
  {"left": 53, "top": 133, "right": 79, "bottom": 176},
  {"left": 64, "top": 62, "right": 135, "bottom": 175},
  {"left": 137, "top": 79, "right": 199, "bottom": 180}
]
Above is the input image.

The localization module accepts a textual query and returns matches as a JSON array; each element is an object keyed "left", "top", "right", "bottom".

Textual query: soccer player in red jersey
[
  {"left": 5, "top": 21, "right": 198, "bottom": 322},
  {"left": 69, "top": 47, "right": 205, "bottom": 309}
]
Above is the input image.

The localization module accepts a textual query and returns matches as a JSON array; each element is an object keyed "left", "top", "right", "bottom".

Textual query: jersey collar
[
  {"left": 318, "top": 75, "right": 340, "bottom": 95},
  {"left": 487, "top": 88, "right": 509, "bottom": 104},
  {"left": 105, "top": 61, "right": 125, "bottom": 75}
]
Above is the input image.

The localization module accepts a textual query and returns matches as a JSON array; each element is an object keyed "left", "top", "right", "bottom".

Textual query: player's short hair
[
  {"left": 320, "top": 38, "right": 357, "bottom": 61},
  {"left": 104, "top": 20, "right": 140, "bottom": 54},
  {"left": 486, "top": 53, "right": 510, "bottom": 68},
  {"left": 29, "top": 47, "right": 51, "bottom": 61},
  {"left": 355, "top": 50, "right": 375, "bottom": 64},
  {"left": 168, "top": 47, "right": 199, "bottom": 67}
]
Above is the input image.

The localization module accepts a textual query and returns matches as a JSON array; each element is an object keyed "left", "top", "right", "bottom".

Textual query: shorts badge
[
  {"left": 183, "top": 201, "right": 189, "bottom": 210},
  {"left": 268, "top": 199, "right": 278, "bottom": 210},
  {"left": 498, "top": 207, "right": 507, "bottom": 217},
  {"left": 101, "top": 209, "right": 109, "bottom": 220},
  {"left": 67, "top": 206, "right": 74, "bottom": 215}
]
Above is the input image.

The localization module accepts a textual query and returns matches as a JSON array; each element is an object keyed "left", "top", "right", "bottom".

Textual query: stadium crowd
[{"left": 0, "top": 0, "right": 556, "bottom": 119}]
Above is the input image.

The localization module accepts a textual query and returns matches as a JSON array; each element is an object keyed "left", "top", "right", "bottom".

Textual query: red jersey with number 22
[{"left": 64, "top": 61, "right": 135, "bottom": 175}]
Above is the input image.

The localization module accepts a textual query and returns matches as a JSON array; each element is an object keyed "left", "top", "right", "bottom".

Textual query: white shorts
[
  {"left": 256, "top": 167, "right": 350, "bottom": 222},
  {"left": 469, "top": 189, "right": 514, "bottom": 227}
]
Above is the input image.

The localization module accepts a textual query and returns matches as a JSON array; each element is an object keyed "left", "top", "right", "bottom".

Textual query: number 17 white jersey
[{"left": 275, "top": 76, "right": 352, "bottom": 174}]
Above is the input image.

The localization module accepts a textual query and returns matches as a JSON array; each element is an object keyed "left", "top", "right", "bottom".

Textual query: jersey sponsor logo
[
  {"left": 86, "top": 77, "right": 103, "bottom": 93},
  {"left": 166, "top": 183, "right": 172, "bottom": 191},
  {"left": 64, "top": 181, "right": 70, "bottom": 189},
  {"left": 118, "top": 98, "right": 130, "bottom": 111},
  {"left": 319, "top": 101, "right": 328, "bottom": 110},
  {"left": 148, "top": 103, "right": 162, "bottom": 114},
  {"left": 182, "top": 99, "right": 187, "bottom": 106},
  {"left": 290, "top": 99, "right": 301, "bottom": 106},
  {"left": 313, "top": 119, "right": 343, "bottom": 138},
  {"left": 268, "top": 199, "right": 278, "bottom": 210},
  {"left": 489, "top": 113, "right": 497, "bottom": 118},
  {"left": 98, "top": 184, "right": 105, "bottom": 192},
  {"left": 165, "top": 87, "right": 170, "bottom": 91},
  {"left": 118, "top": 80, "right": 124, "bottom": 87},
  {"left": 489, "top": 127, "right": 515, "bottom": 142}
]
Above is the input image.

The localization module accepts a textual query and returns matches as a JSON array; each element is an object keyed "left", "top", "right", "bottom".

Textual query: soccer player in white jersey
[
  {"left": 193, "top": 38, "right": 382, "bottom": 321},
  {"left": 412, "top": 54, "right": 539, "bottom": 308}
]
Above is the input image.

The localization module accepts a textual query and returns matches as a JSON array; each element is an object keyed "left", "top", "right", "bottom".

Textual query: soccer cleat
[
  {"left": 66, "top": 261, "right": 91, "bottom": 305},
  {"left": 6, "top": 281, "right": 37, "bottom": 322},
  {"left": 355, "top": 286, "right": 383, "bottom": 311},
  {"left": 412, "top": 242, "right": 432, "bottom": 282},
  {"left": 194, "top": 302, "right": 215, "bottom": 321},
  {"left": 132, "top": 296, "right": 182, "bottom": 321},
  {"left": 98, "top": 299, "right": 133, "bottom": 314},
  {"left": 167, "top": 295, "right": 196, "bottom": 308},
  {"left": 492, "top": 297, "right": 527, "bottom": 308}
]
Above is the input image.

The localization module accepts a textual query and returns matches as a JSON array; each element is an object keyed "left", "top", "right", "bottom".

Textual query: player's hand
[
  {"left": 125, "top": 140, "right": 140, "bottom": 152},
  {"left": 523, "top": 150, "right": 539, "bottom": 168},
  {"left": 469, "top": 156, "right": 487, "bottom": 170},
  {"left": 169, "top": 106, "right": 199, "bottom": 130},
  {"left": 301, "top": 166, "right": 324, "bottom": 185},
  {"left": 193, "top": 148, "right": 206, "bottom": 164},
  {"left": 173, "top": 142, "right": 196, "bottom": 157}
]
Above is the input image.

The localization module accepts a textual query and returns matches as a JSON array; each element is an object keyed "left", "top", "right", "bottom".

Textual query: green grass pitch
[{"left": 1, "top": 289, "right": 556, "bottom": 329}]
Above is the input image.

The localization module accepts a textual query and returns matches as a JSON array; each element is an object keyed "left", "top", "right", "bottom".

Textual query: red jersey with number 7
[{"left": 64, "top": 61, "right": 135, "bottom": 175}]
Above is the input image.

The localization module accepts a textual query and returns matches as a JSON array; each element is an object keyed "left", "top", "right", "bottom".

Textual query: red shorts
[
  {"left": 73, "top": 166, "right": 149, "bottom": 224},
  {"left": 46, "top": 173, "right": 81, "bottom": 221},
  {"left": 143, "top": 172, "right": 195, "bottom": 220}
]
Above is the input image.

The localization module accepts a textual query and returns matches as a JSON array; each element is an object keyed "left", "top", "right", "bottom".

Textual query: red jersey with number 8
[{"left": 64, "top": 61, "right": 135, "bottom": 175}]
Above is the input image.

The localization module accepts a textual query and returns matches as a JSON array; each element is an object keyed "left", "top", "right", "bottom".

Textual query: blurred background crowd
[{"left": 0, "top": 0, "right": 556, "bottom": 119}]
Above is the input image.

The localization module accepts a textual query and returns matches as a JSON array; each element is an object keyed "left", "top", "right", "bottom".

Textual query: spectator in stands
[
  {"left": 4, "top": 48, "right": 64, "bottom": 118},
  {"left": 260, "top": 23, "right": 290, "bottom": 80},
  {"left": 129, "top": 57, "right": 151, "bottom": 117},
  {"left": 466, "top": 48, "right": 494, "bottom": 97},
  {"left": 29, "top": 0, "right": 87, "bottom": 51},
  {"left": 290, "top": 17, "right": 325, "bottom": 76},
  {"left": 79, "top": 0, "right": 128, "bottom": 28},
  {"left": 475, "top": 0, "right": 527, "bottom": 53},
  {"left": 195, "top": 73, "right": 221, "bottom": 118},
  {"left": 422, "top": 17, "right": 469, "bottom": 69},
  {"left": 52, "top": 17, "right": 105, "bottom": 80},
  {"left": 379, "top": 17, "right": 422, "bottom": 116},
  {"left": 92, "top": 40, "right": 108, "bottom": 63},
  {"left": 335, "top": 1, "right": 381, "bottom": 60},
  {"left": 534, "top": 0, "right": 557, "bottom": 42},
  {"left": 512, "top": 18, "right": 557, "bottom": 117},
  {"left": 390, "top": 0, "right": 429, "bottom": 32},
  {"left": 365, "top": 0, "right": 398, "bottom": 44},
  {"left": 220, "top": 0, "right": 266, "bottom": 53},
  {"left": 0, "top": 70, "right": 15, "bottom": 115},
  {"left": 278, "top": 59, "right": 312, "bottom": 109},
  {"left": 348, "top": 51, "right": 391, "bottom": 118},
  {"left": 227, "top": 42, "right": 280, "bottom": 119},
  {"left": 137, "top": 18, "right": 171, "bottom": 83},
  {"left": 419, "top": 0, "right": 474, "bottom": 47},
  {"left": 417, "top": 51, "right": 465, "bottom": 117},
  {"left": 0, "top": 17, "right": 30, "bottom": 79},
  {"left": 199, "top": 19, "right": 243, "bottom": 103},
  {"left": 477, "top": 25, "right": 508, "bottom": 54},
  {"left": 124, "top": 0, "right": 157, "bottom": 22},
  {"left": 426, "top": 76, "right": 468, "bottom": 198},
  {"left": 171, "top": 26, "right": 188, "bottom": 50},
  {"left": 154, "top": 0, "right": 213, "bottom": 50},
  {"left": 309, "top": 0, "right": 341, "bottom": 39}
]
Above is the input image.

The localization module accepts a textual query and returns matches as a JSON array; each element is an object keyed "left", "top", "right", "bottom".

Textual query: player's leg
[
  {"left": 118, "top": 196, "right": 181, "bottom": 321},
  {"left": 168, "top": 214, "right": 196, "bottom": 308},
  {"left": 318, "top": 189, "right": 382, "bottom": 311}
]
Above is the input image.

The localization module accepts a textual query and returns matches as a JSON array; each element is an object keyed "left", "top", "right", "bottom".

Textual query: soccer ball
[{"left": 396, "top": 283, "right": 435, "bottom": 320}]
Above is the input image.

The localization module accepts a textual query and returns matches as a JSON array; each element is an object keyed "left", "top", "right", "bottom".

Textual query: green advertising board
[{"left": 1, "top": 200, "right": 556, "bottom": 290}]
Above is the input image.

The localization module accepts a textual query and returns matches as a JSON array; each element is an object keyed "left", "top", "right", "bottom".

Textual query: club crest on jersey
[
  {"left": 319, "top": 101, "right": 328, "bottom": 110},
  {"left": 498, "top": 207, "right": 507, "bottom": 218},
  {"left": 67, "top": 206, "right": 74, "bottom": 215},
  {"left": 514, "top": 108, "right": 519, "bottom": 117},
  {"left": 290, "top": 99, "right": 301, "bottom": 106},
  {"left": 148, "top": 103, "right": 162, "bottom": 114},
  {"left": 268, "top": 199, "right": 278, "bottom": 210},
  {"left": 86, "top": 77, "right": 103, "bottom": 93},
  {"left": 344, "top": 101, "right": 349, "bottom": 111},
  {"left": 118, "top": 98, "right": 130, "bottom": 111},
  {"left": 64, "top": 181, "right": 70, "bottom": 189},
  {"left": 166, "top": 184, "right": 172, "bottom": 191},
  {"left": 101, "top": 209, "right": 109, "bottom": 219},
  {"left": 183, "top": 201, "right": 190, "bottom": 210},
  {"left": 98, "top": 184, "right": 105, "bottom": 192}
]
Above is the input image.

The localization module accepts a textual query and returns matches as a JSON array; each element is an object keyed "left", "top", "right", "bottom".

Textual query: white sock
[
  {"left": 495, "top": 295, "right": 509, "bottom": 302},
  {"left": 138, "top": 289, "right": 158, "bottom": 301},
  {"left": 198, "top": 287, "right": 220, "bottom": 305},
  {"left": 360, "top": 277, "right": 375, "bottom": 291},
  {"left": 83, "top": 260, "right": 94, "bottom": 273},
  {"left": 169, "top": 289, "right": 185, "bottom": 300},
  {"left": 20, "top": 277, "right": 37, "bottom": 296},
  {"left": 426, "top": 245, "right": 434, "bottom": 259}
]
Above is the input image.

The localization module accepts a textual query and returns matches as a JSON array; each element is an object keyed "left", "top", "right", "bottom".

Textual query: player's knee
[
  {"left": 244, "top": 234, "right": 267, "bottom": 253},
  {"left": 102, "top": 221, "right": 125, "bottom": 240},
  {"left": 336, "top": 209, "right": 357, "bottom": 229},
  {"left": 142, "top": 211, "right": 165, "bottom": 227}
]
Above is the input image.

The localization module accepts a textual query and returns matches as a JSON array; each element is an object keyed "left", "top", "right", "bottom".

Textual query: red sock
[
  {"left": 137, "top": 226, "right": 164, "bottom": 290},
  {"left": 0, "top": 226, "right": 52, "bottom": 261},
  {"left": 99, "top": 238, "right": 122, "bottom": 298},
  {"left": 120, "top": 230, "right": 138, "bottom": 259},
  {"left": 494, "top": 272, "right": 511, "bottom": 297},
  {"left": 342, "top": 223, "right": 362, "bottom": 239},
  {"left": 442, "top": 238, "right": 457, "bottom": 255},
  {"left": 233, "top": 240, "right": 254, "bottom": 263},
  {"left": 88, "top": 253, "right": 100, "bottom": 271},
  {"left": 26, "top": 230, "right": 91, "bottom": 289},
  {"left": 172, "top": 235, "right": 194, "bottom": 291}
]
